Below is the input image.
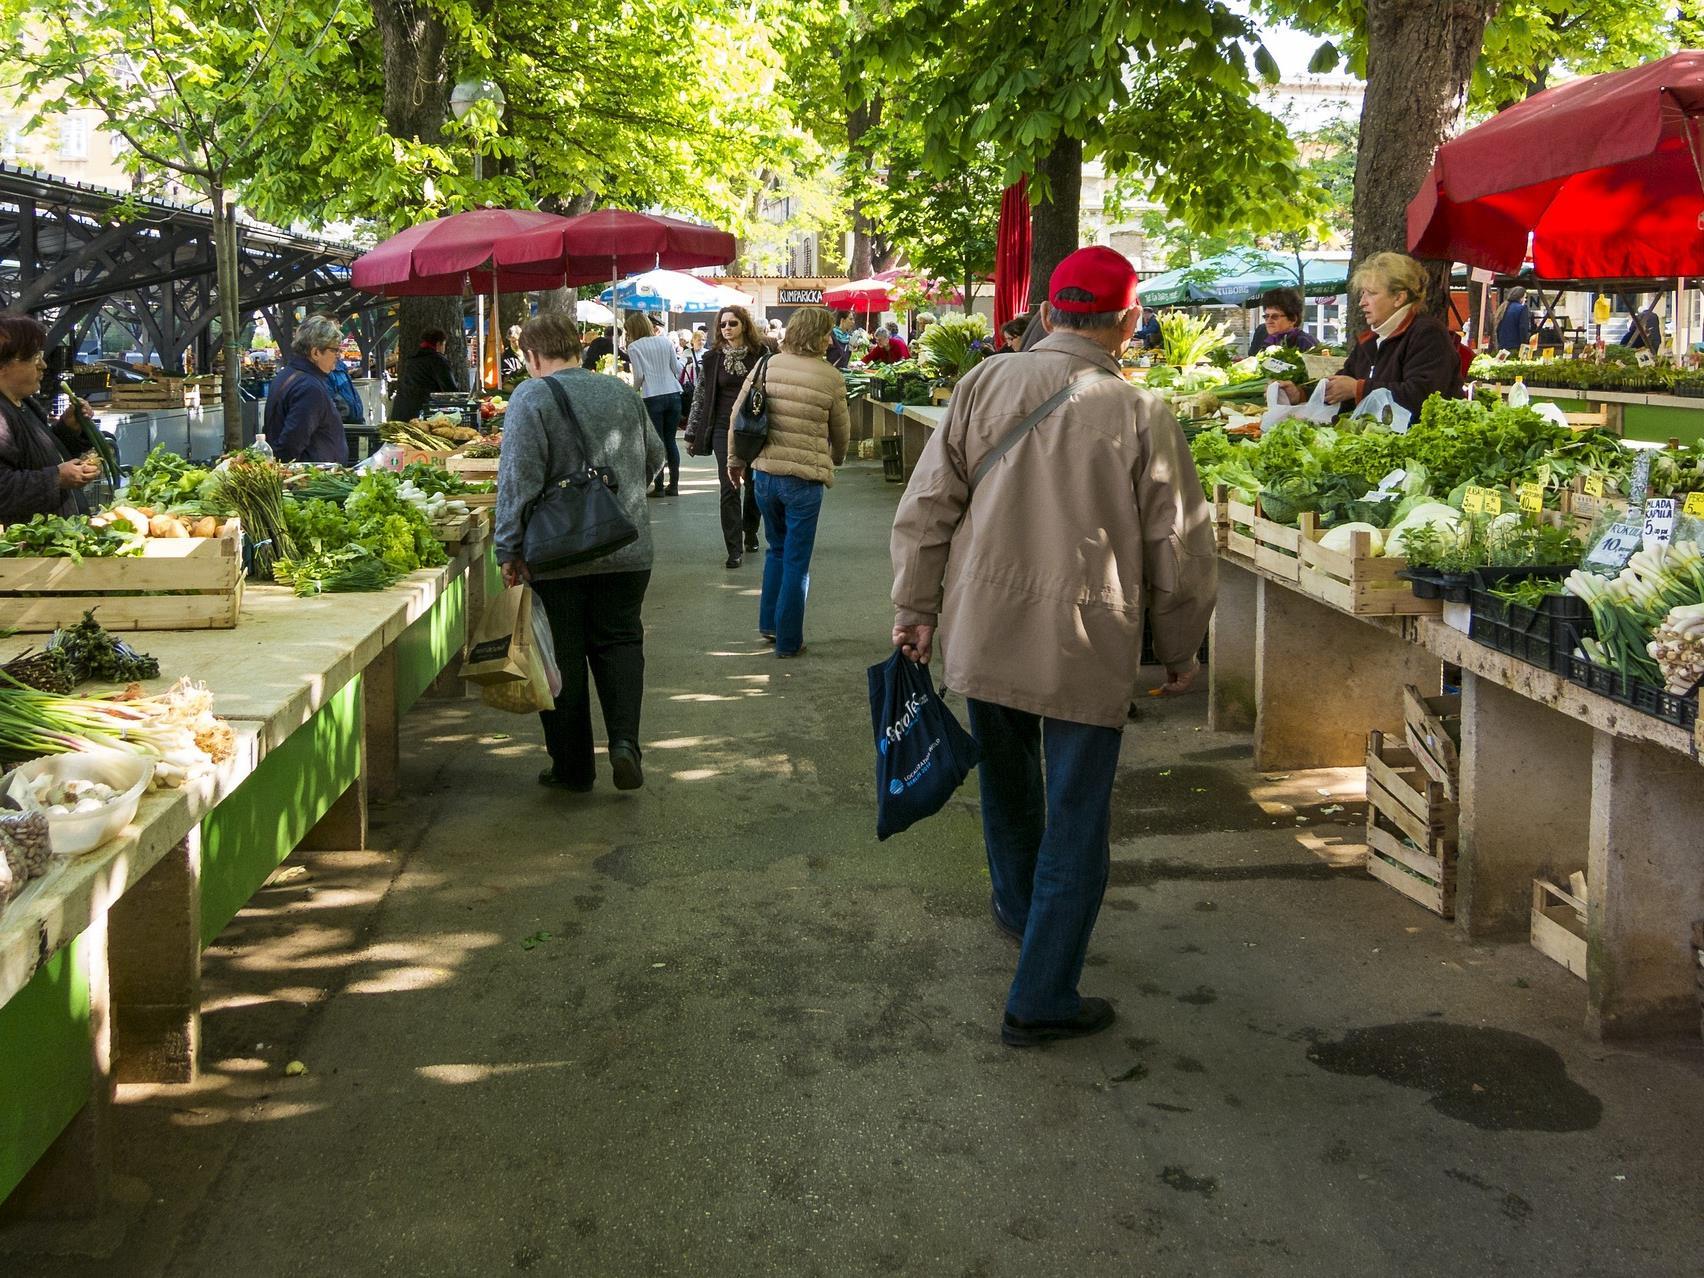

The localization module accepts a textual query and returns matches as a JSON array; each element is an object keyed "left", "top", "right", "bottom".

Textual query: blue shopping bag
[{"left": 867, "top": 650, "right": 981, "bottom": 841}]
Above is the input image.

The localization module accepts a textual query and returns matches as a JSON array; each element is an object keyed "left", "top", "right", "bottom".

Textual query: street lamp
[{"left": 451, "top": 77, "right": 506, "bottom": 391}]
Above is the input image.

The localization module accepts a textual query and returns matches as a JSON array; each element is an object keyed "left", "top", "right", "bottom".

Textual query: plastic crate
[
  {"left": 1467, "top": 572, "right": 1592, "bottom": 676},
  {"left": 879, "top": 436, "right": 905, "bottom": 483},
  {"left": 1565, "top": 655, "right": 1699, "bottom": 728}
]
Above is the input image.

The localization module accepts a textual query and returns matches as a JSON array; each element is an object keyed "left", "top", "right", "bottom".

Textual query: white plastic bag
[
  {"left": 1529, "top": 401, "right": 1570, "bottom": 431},
  {"left": 529, "top": 591, "right": 563, "bottom": 698},
  {"left": 1260, "top": 378, "right": 1338, "bottom": 430},
  {"left": 1349, "top": 387, "right": 1412, "bottom": 435}
]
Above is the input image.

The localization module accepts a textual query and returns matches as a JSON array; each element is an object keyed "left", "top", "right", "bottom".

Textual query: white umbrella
[
  {"left": 600, "top": 269, "right": 750, "bottom": 314},
  {"left": 575, "top": 299, "right": 615, "bottom": 325}
]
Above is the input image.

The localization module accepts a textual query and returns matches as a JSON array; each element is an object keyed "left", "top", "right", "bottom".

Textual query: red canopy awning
[
  {"left": 493, "top": 209, "right": 736, "bottom": 281},
  {"left": 1409, "top": 50, "right": 1704, "bottom": 278},
  {"left": 993, "top": 179, "right": 1032, "bottom": 347},
  {"left": 351, "top": 209, "right": 577, "bottom": 296}
]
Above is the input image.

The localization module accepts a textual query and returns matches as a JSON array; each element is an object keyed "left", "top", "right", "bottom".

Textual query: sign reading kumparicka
[{"left": 777, "top": 288, "right": 824, "bottom": 305}]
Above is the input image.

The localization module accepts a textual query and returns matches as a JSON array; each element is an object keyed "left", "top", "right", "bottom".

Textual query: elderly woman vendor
[
  {"left": 1277, "top": 252, "right": 1463, "bottom": 417},
  {"left": 0, "top": 313, "right": 101, "bottom": 524}
]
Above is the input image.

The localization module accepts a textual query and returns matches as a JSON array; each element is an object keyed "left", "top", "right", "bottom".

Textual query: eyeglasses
[{"left": 718, "top": 321, "right": 742, "bottom": 330}]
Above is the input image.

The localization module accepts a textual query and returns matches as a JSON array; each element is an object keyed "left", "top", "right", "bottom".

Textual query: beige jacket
[
  {"left": 740, "top": 352, "right": 850, "bottom": 485},
  {"left": 890, "top": 331, "right": 1218, "bottom": 728}
]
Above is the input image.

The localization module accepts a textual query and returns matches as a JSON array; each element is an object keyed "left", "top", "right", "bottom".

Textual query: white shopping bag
[
  {"left": 529, "top": 592, "right": 563, "bottom": 698},
  {"left": 1348, "top": 387, "right": 1412, "bottom": 434},
  {"left": 1529, "top": 402, "right": 1571, "bottom": 430},
  {"left": 1260, "top": 378, "right": 1338, "bottom": 430}
]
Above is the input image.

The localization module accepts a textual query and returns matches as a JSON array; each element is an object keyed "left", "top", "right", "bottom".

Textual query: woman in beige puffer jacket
[{"left": 729, "top": 306, "right": 850, "bottom": 657}]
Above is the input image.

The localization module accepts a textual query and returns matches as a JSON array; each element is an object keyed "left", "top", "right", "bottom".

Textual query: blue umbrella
[{"left": 599, "top": 269, "right": 752, "bottom": 314}]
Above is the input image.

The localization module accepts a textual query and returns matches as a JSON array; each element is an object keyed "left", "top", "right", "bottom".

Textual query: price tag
[
  {"left": 1636, "top": 349, "right": 1656, "bottom": 367},
  {"left": 1585, "top": 519, "right": 1645, "bottom": 569},
  {"left": 1363, "top": 488, "right": 1400, "bottom": 503},
  {"left": 1377, "top": 467, "right": 1407, "bottom": 492},
  {"left": 1584, "top": 473, "right": 1606, "bottom": 499},
  {"left": 1644, "top": 496, "right": 1677, "bottom": 545},
  {"left": 1518, "top": 481, "right": 1545, "bottom": 514},
  {"left": 1564, "top": 341, "right": 1577, "bottom": 360},
  {"left": 1683, "top": 491, "right": 1704, "bottom": 518},
  {"left": 1463, "top": 485, "right": 1503, "bottom": 515}
]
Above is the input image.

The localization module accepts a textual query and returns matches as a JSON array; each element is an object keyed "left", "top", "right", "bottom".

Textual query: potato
[
  {"left": 191, "top": 516, "right": 218, "bottom": 538},
  {"left": 149, "top": 515, "right": 190, "bottom": 538}
]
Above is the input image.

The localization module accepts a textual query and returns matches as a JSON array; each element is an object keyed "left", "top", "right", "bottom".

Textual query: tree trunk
[
  {"left": 210, "top": 186, "right": 245, "bottom": 450},
  {"left": 1349, "top": 0, "right": 1499, "bottom": 332},
  {"left": 1026, "top": 135, "right": 1082, "bottom": 312},
  {"left": 848, "top": 96, "right": 882, "bottom": 279},
  {"left": 371, "top": 0, "right": 466, "bottom": 385}
]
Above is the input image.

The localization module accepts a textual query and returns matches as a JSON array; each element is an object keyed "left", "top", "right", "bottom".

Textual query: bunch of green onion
[
  {"left": 272, "top": 545, "right": 403, "bottom": 597},
  {"left": 1567, "top": 541, "right": 1704, "bottom": 683},
  {"left": 213, "top": 454, "right": 295, "bottom": 579},
  {"left": 0, "top": 677, "right": 223, "bottom": 785}
]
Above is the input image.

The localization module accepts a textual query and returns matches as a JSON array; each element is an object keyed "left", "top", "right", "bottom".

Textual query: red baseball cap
[{"left": 1049, "top": 246, "right": 1140, "bottom": 313}]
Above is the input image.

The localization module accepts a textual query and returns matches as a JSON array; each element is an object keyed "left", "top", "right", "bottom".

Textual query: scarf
[{"left": 1373, "top": 303, "right": 1415, "bottom": 344}]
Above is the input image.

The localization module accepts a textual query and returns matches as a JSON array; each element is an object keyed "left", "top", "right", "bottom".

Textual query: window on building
[{"left": 59, "top": 117, "right": 89, "bottom": 159}]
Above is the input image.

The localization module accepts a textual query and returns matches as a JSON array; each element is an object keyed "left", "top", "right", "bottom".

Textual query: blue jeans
[
  {"left": 752, "top": 471, "right": 823, "bottom": 655},
  {"left": 643, "top": 393, "right": 681, "bottom": 490},
  {"left": 967, "top": 699, "right": 1123, "bottom": 1022}
]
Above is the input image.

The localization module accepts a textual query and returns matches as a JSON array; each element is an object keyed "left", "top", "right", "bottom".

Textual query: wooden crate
[
  {"left": 108, "top": 383, "right": 200, "bottom": 410},
  {"left": 0, "top": 521, "right": 244, "bottom": 632},
  {"left": 1403, "top": 685, "right": 1461, "bottom": 801},
  {"left": 1218, "top": 492, "right": 1301, "bottom": 582},
  {"left": 459, "top": 490, "right": 497, "bottom": 508},
  {"left": 445, "top": 453, "right": 499, "bottom": 480},
  {"left": 1364, "top": 729, "right": 1458, "bottom": 917},
  {"left": 1531, "top": 878, "right": 1588, "bottom": 979},
  {"left": 431, "top": 508, "right": 492, "bottom": 548},
  {"left": 1562, "top": 479, "right": 1629, "bottom": 533}
]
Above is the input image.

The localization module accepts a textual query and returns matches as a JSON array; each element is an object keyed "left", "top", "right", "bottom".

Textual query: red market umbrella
[
  {"left": 351, "top": 208, "right": 577, "bottom": 296},
  {"left": 993, "top": 178, "right": 1032, "bottom": 347},
  {"left": 493, "top": 209, "right": 737, "bottom": 281},
  {"left": 823, "top": 277, "right": 893, "bottom": 310},
  {"left": 1408, "top": 50, "right": 1704, "bottom": 278}
]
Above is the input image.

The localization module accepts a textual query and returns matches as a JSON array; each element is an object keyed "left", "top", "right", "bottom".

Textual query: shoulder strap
[
  {"left": 540, "top": 373, "right": 604, "bottom": 476},
  {"left": 969, "top": 370, "right": 1119, "bottom": 491}
]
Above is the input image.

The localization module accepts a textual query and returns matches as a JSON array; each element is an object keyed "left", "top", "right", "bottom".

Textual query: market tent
[
  {"left": 1408, "top": 50, "right": 1704, "bottom": 277},
  {"left": 349, "top": 208, "right": 575, "bottom": 297},
  {"left": 598, "top": 269, "right": 752, "bottom": 314},
  {"left": 575, "top": 299, "right": 615, "bottom": 325},
  {"left": 1139, "top": 249, "right": 1348, "bottom": 307},
  {"left": 494, "top": 209, "right": 736, "bottom": 282},
  {"left": 822, "top": 277, "right": 892, "bottom": 310}
]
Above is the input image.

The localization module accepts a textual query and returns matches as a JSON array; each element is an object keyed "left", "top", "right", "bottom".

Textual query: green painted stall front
[
  {"left": 0, "top": 935, "right": 95, "bottom": 1201},
  {"left": 1520, "top": 396, "right": 1704, "bottom": 447},
  {"left": 397, "top": 573, "right": 465, "bottom": 714},
  {"left": 198, "top": 677, "right": 364, "bottom": 947}
]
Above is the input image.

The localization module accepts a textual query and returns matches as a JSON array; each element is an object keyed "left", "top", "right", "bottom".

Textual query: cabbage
[
  {"left": 1318, "top": 522, "right": 1385, "bottom": 556},
  {"left": 1386, "top": 505, "right": 1463, "bottom": 559}
]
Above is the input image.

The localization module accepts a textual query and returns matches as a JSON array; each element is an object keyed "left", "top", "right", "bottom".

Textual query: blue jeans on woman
[
  {"left": 966, "top": 698, "right": 1124, "bottom": 1022},
  {"left": 752, "top": 471, "right": 823, "bottom": 655},
  {"left": 643, "top": 393, "right": 681, "bottom": 493}
]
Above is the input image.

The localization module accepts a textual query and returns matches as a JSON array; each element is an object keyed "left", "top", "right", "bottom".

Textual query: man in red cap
[{"left": 888, "top": 245, "right": 1218, "bottom": 1047}]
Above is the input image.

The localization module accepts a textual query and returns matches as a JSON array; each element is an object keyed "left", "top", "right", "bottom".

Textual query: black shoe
[
  {"left": 990, "top": 895, "right": 1024, "bottom": 944},
  {"left": 725, "top": 553, "right": 743, "bottom": 569},
  {"left": 744, "top": 537, "right": 760, "bottom": 552},
  {"left": 649, "top": 486, "right": 664, "bottom": 498},
  {"left": 1001, "top": 997, "right": 1116, "bottom": 1048},
  {"left": 609, "top": 740, "right": 644, "bottom": 791},
  {"left": 666, "top": 484, "right": 679, "bottom": 497},
  {"left": 775, "top": 645, "right": 807, "bottom": 659},
  {"left": 537, "top": 768, "right": 593, "bottom": 793}
]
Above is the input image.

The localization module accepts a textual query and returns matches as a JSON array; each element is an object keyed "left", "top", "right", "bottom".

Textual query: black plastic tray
[
  {"left": 1468, "top": 576, "right": 1591, "bottom": 676},
  {"left": 1565, "top": 655, "right": 1699, "bottom": 728}
]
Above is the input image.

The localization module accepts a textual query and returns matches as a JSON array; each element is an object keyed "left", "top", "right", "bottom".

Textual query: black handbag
[
  {"left": 521, "top": 375, "right": 639, "bottom": 572},
  {"left": 731, "top": 354, "right": 771, "bottom": 464}
]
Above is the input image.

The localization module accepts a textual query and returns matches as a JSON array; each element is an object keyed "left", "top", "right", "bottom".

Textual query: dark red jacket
[{"left": 1342, "top": 311, "right": 1464, "bottom": 417}]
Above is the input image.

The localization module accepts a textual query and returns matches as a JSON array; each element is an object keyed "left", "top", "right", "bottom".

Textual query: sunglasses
[{"left": 719, "top": 321, "right": 742, "bottom": 329}]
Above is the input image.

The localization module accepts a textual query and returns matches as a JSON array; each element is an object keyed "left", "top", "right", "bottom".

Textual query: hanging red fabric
[{"left": 994, "top": 179, "right": 1032, "bottom": 348}]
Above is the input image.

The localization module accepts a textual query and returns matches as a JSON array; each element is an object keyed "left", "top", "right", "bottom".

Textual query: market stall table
[
  {"left": 871, "top": 400, "right": 946, "bottom": 481},
  {"left": 1208, "top": 553, "right": 1704, "bottom": 1043},
  {"left": 0, "top": 533, "right": 491, "bottom": 1214}
]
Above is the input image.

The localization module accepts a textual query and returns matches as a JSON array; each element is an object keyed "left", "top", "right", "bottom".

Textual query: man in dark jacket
[
  {"left": 389, "top": 328, "right": 462, "bottom": 421},
  {"left": 265, "top": 315, "right": 350, "bottom": 463}
]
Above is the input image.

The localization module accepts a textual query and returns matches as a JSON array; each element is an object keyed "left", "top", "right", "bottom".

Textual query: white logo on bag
[{"left": 880, "top": 693, "right": 929, "bottom": 755}]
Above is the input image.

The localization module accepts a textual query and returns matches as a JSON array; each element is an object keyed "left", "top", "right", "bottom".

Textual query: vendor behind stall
[
  {"left": 389, "top": 328, "right": 462, "bottom": 421},
  {"left": 1277, "top": 252, "right": 1462, "bottom": 419},
  {"left": 264, "top": 315, "right": 350, "bottom": 464},
  {"left": 1247, "top": 288, "right": 1319, "bottom": 356},
  {"left": 0, "top": 313, "right": 100, "bottom": 524}
]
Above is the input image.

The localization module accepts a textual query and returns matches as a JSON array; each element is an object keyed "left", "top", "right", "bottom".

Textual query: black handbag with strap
[
  {"left": 730, "top": 354, "right": 772, "bottom": 464},
  {"left": 521, "top": 374, "right": 639, "bottom": 572}
]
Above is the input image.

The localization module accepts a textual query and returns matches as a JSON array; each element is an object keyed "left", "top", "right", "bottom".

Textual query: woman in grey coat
[{"left": 495, "top": 314, "right": 666, "bottom": 793}]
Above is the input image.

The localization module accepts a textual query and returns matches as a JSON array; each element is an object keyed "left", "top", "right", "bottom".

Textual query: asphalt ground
[{"left": 5, "top": 455, "right": 1702, "bottom": 1277}]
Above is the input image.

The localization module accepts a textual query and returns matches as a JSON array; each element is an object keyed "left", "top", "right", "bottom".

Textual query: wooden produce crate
[
  {"left": 445, "top": 453, "right": 499, "bottom": 481},
  {"left": 0, "top": 521, "right": 244, "bottom": 632},
  {"left": 431, "top": 508, "right": 491, "bottom": 548},
  {"left": 1403, "top": 684, "right": 1461, "bottom": 801},
  {"left": 399, "top": 447, "right": 458, "bottom": 468},
  {"left": 108, "top": 379, "right": 201, "bottom": 411},
  {"left": 1531, "top": 877, "right": 1588, "bottom": 980},
  {"left": 1562, "top": 478, "right": 1628, "bottom": 533},
  {"left": 459, "top": 490, "right": 497, "bottom": 509},
  {"left": 1217, "top": 488, "right": 1440, "bottom": 617},
  {"left": 1364, "top": 729, "right": 1458, "bottom": 917}
]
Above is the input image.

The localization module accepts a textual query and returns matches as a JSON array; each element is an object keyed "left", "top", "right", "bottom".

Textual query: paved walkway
[{"left": 7, "top": 456, "right": 1703, "bottom": 1277}]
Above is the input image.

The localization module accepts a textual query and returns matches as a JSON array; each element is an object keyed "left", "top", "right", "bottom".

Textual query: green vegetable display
[
  {"left": 0, "top": 514, "right": 141, "bottom": 561},
  {"left": 212, "top": 452, "right": 294, "bottom": 578},
  {"left": 273, "top": 545, "right": 405, "bottom": 597},
  {"left": 281, "top": 471, "right": 447, "bottom": 581},
  {"left": 124, "top": 445, "right": 221, "bottom": 511}
]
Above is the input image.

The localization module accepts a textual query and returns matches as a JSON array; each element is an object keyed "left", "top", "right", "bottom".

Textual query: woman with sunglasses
[
  {"left": 684, "top": 305, "right": 769, "bottom": 568},
  {"left": 0, "top": 313, "right": 101, "bottom": 525}
]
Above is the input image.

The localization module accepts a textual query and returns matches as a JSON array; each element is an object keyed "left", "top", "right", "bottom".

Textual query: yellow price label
[
  {"left": 1463, "top": 485, "right": 1503, "bottom": 515},
  {"left": 1685, "top": 491, "right": 1704, "bottom": 518},
  {"left": 1584, "top": 473, "right": 1606, "bottom": 499},
  {"left": 1518, "top": 482, "right": 1544, "bottom": 514}
]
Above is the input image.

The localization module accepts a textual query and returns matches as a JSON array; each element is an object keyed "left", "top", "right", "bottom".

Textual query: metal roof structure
[{"left": 0, "top": 162, "right": 387, "bottom": 369}]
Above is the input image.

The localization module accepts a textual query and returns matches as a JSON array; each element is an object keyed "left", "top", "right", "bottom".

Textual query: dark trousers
[
  {"left": 644, "top": 393, "right": 681, "bottom": 492},
  {"left": 531, "top": 571, "right": 650, "bottom": 786},
  {"left": 966, "top": 699, "right": 1124, "bottom": 1022},
  {"left": 712, "top": 427, "right": 760, "bottom": 555}
]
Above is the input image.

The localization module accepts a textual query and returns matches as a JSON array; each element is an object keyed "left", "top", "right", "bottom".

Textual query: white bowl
[{"left": 4, "top": 750, "right": 154, "bottom": 856}]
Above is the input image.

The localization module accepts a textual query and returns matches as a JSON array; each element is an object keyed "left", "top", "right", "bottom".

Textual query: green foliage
[
  {"left": 1158, "top": 312, "right": 1234, "bottom": 368},
  {"left": 917, "top": 315, "right": 992, "bottom": 380}
]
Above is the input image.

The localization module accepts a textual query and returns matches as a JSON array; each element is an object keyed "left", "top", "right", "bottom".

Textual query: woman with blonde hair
[
  {"left": 684, "top": 304, "right": 769, "bottom": 567},
  {"left": 727, "top": 306, "right": 849, "bottom": 657},
  {"left": 1278, "top": 251, "right": 1462, "bottom": 417}
]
